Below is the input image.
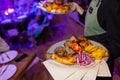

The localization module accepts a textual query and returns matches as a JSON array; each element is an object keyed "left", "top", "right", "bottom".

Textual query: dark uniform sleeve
[
  {"left": 77, "top": 0, "right": 91, "bottom": 24},
  {"left": 78, "top": 11, "right": 86, "bottom": 24}
]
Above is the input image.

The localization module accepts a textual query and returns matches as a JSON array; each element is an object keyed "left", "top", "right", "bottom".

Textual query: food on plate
[
  {"left": 54, "top": 46, "right": 75, "bottom": 56},
  {"left": 64, "top": 36, "right": 78, "bottom": 48},
  {"left": 56, "top": 3, "right": 70, "bottom": 13},
  {"left": 85, "top": 45, "right": 109, "bottom": 60},
  {"left": 54, "top": 46, "right": 67, "bottom": 56},
  {"left": 39, "top": 1, "right": 72, "bottom": 13},
  {"left": 78, "top": 36, "right": 92, "bottom": 48},
  {"left": 52, "top": 3, "right": 59, "bottom": 9},
  {"left": 55, "top": 0, "right": 62, "bottom": 6},
  {"left": 77, "top": 51, "right": 94, "bottom": 66},
  {"left": 65, "top": 45, "right": 75, "bottom": 55},
  {"left": 46, "top": 36, "right": 109, "bottom": 65},
  {"left": 69, "top": 36, "right": 78, "bottom": 42},
  {"left": 64, "top": 36, "right": 83, "bottom": 53},
  {"left": 55, "top": 6, "right": 63, "bottom": 13},
  {"left": 71, "top": 42, "right": 82, "bottom": 53},
  {"left": 84, "top": 45, "right": 99, "bottom": 53},
  {"left": 46, "top": 4, "right": 53, "bottom": 12},
  {"left": 46, "top": 53, "right": 76, "bottom": 65}
]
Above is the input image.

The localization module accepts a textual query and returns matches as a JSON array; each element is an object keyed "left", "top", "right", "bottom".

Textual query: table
[
  {"left": 8, "top": 53, "right": 36, "bottom": 80},
  {"left": 20, "top": 58, "right": 54, "bottom": 80}
]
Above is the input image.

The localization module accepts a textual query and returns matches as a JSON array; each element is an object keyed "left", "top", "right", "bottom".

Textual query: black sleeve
[
  {"left": 96, "top": 0, "right": 120, "bottom": 61},
  {"left": 78, "top": 11, "right": 86, "bottom": 24},
  {"left": 77, "top": 0, "right": 92, "bottom": 24}
]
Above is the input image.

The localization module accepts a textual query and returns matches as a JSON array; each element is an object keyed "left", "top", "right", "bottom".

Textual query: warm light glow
[
  {"left": 8, "top": 8, "right": 14, "bottom": 13},
  {"left": 4, "top": 11, "right": 9, "bottom": 15},
  {"left": 4, "top": 8, "right": 14, "bottom": 15}
]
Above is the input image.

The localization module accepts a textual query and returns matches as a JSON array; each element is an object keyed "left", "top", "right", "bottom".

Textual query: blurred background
[{"left": 0, "top": 0, "right": 120, "bottom": 80}]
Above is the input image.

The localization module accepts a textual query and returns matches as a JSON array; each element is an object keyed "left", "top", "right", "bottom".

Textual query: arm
[
  {"left": 72, "top": 2, "right": 86, "bottom": 23},
  {"left": 29, "top": 9, "right": 42, "bottom": 25},
  {"left": 31, "top": 14, "right": 41, "bottom": 24},
  {"left": 72, "top": 2, "right": 84, "bottom": 15}
]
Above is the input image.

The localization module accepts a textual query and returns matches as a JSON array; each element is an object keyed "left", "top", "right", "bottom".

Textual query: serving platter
[
  {"left": 47, "top": 40, "right": 109, "bottom": 61},
  {"left": 37, "top": 1, "right": 75, "bottom": 14},
  {"left": 44, "top": 40, "right": 111, "bottom": 80}
]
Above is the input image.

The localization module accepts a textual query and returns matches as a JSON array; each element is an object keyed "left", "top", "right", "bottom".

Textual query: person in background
[
  {"left": 72, "top": 0, "right": 120, "bottom": 80},
  {"left": 27, "top": 2, "right": 50, "bottom": 47},
  {"left": 13, "top": 0, "right": 34, "bottom": 15},
  {"left": 0, "top": 36, "right": 10, "bottom": 53}
]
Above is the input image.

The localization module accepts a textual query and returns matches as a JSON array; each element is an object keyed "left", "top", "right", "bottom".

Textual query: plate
[
  {"left": 47, "top": 40, "right": 109, "bottom": 61},
  {"left": 37, "top": 1, "right": 75, "bottom": 14},
  {"left": 0, "top": 64, "right": 17, "bottom": 80},
  {"left": 0, "top": 50, "right": 18, "bottom": 64}
]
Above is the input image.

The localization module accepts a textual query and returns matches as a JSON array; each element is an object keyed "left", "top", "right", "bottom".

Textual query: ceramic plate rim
[{"left": 37, "top": 1, "right": 75, "bottom": 14}]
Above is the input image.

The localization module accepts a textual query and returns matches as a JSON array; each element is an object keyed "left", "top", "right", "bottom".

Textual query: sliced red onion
[{"left": 77, "top": 51, "right": 94, "bottom": 66}]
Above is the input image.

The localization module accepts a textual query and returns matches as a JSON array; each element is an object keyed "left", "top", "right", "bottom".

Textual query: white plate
[
  {"left": 47, "top": 40, "right": 109, "bottom": 61},
  {"left": 0, "top": 50, "right": 18, "bottom": 64},
  {"left": 0, "top": 64, "right": 17, "bottom": 80},
  {"left": 37, "top": 1, "right": 75, "bottom": 14}
]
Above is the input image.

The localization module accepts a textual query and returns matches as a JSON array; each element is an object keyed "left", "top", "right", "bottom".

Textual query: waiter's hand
[{"left": 70, "top": 2, "right": 84, "bottom": 15}]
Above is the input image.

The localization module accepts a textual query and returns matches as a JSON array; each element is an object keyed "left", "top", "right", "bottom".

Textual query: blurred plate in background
[{"left": 0, "top": 50, "right": 18, "bottom": 64}]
